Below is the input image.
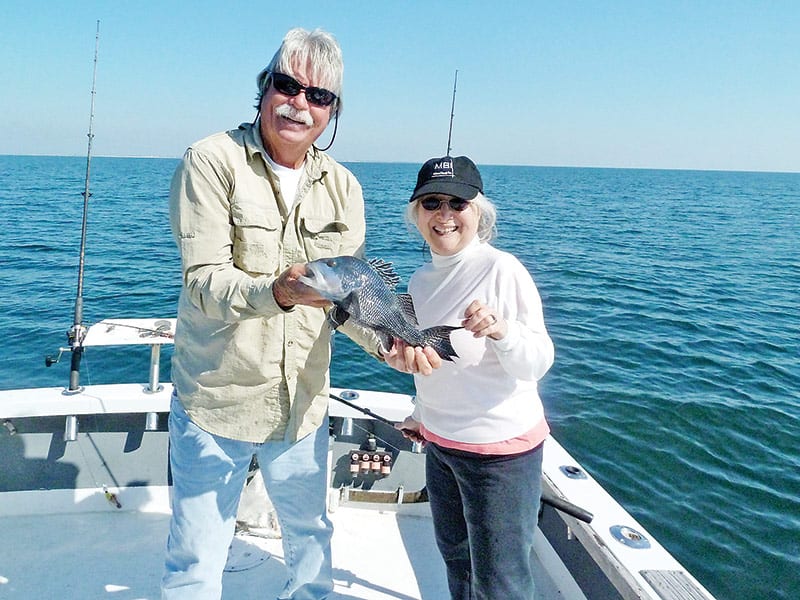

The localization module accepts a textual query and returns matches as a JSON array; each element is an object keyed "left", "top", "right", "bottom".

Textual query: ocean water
[{"left": 1, "top": 155, "right": 798, "bottom": 599}]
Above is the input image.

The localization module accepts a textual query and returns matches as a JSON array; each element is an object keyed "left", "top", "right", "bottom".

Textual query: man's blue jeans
[
  {"left": 425, "top": 442, "right": 543, "bottom": 600},
  {"left": 161, "top": 395, "right": 333, "bottom": 599}
]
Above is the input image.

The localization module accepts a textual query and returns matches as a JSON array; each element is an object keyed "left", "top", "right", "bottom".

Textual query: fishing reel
[
  {"left": 45, "top": 323, "right": 87, "bottom": 366},
  {"left": 45, "top": 347, "right": 70, "bottom": 367}
]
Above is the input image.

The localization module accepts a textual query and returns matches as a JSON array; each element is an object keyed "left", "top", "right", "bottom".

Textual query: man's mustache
[{"left": 275, "top": 104, "right": 313, "bottom": 126}]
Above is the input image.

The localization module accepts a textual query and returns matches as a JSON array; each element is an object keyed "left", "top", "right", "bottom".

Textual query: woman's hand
[
  {"left": 395, "top": 415, "right": 425, "bottom": 444},
  {"left": 383, "top": 338, "right": 442, "bottom": 375},
  {"left": 462, "top": 300, "right": 507, "bottom": 340}
]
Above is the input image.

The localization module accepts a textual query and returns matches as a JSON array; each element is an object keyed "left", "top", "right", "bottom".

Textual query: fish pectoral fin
[
  {"left": 343, "top": 291, "right": 363, "bottom": 319},
  {"left": 396, "top": 293, "right": 418, "bottom": 326}
]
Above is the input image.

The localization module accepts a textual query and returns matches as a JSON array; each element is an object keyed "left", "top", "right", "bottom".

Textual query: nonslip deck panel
[{"left": 641, "top": 570, "right": 709, "bottom": 600}]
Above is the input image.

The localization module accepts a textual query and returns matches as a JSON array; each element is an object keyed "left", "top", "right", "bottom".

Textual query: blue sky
[{"left": 1, "top": 1, "right": 798, "bottom": 172}]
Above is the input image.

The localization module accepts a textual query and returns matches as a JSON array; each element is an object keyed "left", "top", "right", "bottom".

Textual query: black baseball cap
[{"left": 409, "top": 156, "right": 483, "bottom": 203}]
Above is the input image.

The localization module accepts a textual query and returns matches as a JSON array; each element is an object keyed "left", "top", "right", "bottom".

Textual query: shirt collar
[{"left": 242, "top": 120, "right": 325, "bottom": 181}]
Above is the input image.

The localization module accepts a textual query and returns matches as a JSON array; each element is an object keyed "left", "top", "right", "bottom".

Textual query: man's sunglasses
[
  {"left": 270, "top": 72, "right": 338, "bottom": 108},
  {"left": 419, "top": 197, "right": 471, "bottom": 212}
]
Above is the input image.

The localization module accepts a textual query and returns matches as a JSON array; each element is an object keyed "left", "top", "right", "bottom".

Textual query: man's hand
[{"left": 273, "top": 263, "right": 331, "bottom": 310}]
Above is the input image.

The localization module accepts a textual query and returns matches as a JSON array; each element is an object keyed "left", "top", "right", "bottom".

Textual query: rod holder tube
[
  {"left": 64, "top": 415, "right": 78, "bottom": 442},
  {"left": 146, "top": 344, "right": 162, "bottom": 393},
  {"left": 145, "top": 412, "right": 159, "bottom": 431}
]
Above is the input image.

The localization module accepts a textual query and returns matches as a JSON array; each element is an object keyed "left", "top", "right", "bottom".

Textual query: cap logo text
[{"left": 431, "top": 159, "right": 454, "bottom": 178}]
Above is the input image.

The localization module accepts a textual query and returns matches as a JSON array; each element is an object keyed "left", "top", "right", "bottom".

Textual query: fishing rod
[
  {"left": 69, "top": 19, "right": 100, "bottom": 392},
  {"left": 330, "top": 392, "right": 397, "bottom": 428},
  {"left": 445, "top": 70, "right": 458, "bottom": 156},
  {"left": 49, "top": 21, "right": 100, "bottom": 393},
  {"left": 100, "top": 320, "right": 175, "bottom": 339},
  {"left": 329, "top": 392, "right": 594, "bottom": 523}
]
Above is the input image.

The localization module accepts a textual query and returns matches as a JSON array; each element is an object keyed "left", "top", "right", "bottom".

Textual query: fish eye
[{"left": 325, "top": 259, "right": 337, "bottom": 267}]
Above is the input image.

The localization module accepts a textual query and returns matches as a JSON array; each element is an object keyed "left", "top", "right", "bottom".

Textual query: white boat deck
[
  {"left": 0, "top": 495, "right": 578, "bottom": 599},
  {"left": 0, "top": 320, "right": 716, "bottom": 600},
  {"left": 0, "top": 505, "right": 440, "bottom": 599}
]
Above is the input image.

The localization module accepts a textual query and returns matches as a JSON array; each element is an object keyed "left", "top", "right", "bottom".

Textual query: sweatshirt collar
[{"left": 430, "top": 235, "right": 482, "bottom": 268}]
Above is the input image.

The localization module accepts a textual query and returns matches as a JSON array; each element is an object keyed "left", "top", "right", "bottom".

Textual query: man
[{"left": 162, "top": 28, "right": 381, "bottom": 599}]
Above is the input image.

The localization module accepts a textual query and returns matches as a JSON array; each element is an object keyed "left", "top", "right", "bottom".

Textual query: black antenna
[
  {"left": 67, "top": 20, "right": 100, "bottom": 393},
  {"left": 446, "top": 70, "right": 458, "bottom": 156}
]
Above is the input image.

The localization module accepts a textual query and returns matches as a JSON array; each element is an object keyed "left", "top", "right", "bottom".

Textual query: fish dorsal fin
[
  {"left": 368, "top": 258, "right": 400, "bottom": 291},
  {"left": 396, "top": 293, "right": 418, "bottom": 327}
]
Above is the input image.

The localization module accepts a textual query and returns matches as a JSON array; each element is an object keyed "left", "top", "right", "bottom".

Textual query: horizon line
[{"left": 1, "top": 153, "right": 798, "bottom": 176}]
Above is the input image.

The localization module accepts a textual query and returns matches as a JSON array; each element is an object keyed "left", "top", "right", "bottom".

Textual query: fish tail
[{"left": 420, "top": 325, "right": 461, "bottom": 361}]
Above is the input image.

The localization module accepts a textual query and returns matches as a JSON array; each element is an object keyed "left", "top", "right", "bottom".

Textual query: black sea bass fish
[{"left": 299, "top": 255, "right": 459, "bottom": 361}]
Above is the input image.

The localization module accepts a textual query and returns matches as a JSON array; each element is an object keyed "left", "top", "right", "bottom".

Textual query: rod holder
[
  {"left": 340, "top": 417, "right": 354, "bottom": 437},
  {"left": 64, "top": 415, "right": 78, "bottom": 442},
  {"left": 145, "top": 344, "right": 163, "bottom": 393},
  {"left": 145, "top": 412, "right": 159, "bottom": 431}
]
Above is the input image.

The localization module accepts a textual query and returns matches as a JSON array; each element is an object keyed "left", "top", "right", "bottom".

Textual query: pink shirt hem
[{"left": 420, "top": 419, "right": 550, "bottom": 455}]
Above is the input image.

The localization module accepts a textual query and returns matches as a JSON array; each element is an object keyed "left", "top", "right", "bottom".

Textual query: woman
[{"left": 389, "top": 155, "right": 555, "bottom": 600}]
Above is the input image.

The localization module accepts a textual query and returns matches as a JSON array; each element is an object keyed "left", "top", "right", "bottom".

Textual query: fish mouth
[
  {"left": 297, "top": 266, "right": 321, "bottom": 288},
  {"left": 298, "top": 263, "right": 346, "bottom": 300}
]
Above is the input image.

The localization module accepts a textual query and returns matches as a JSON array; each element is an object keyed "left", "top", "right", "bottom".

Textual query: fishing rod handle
[{"left": 541, "top": 489, "right": 594, "bottom": 524}]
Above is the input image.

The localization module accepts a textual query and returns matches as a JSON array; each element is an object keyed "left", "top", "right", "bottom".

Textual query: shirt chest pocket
[
  {"left": 301, "top": 216, "right": 349, "bottom": 260},
  {"left": 231, "top": 204, "right": 282, "bottom": 276}
]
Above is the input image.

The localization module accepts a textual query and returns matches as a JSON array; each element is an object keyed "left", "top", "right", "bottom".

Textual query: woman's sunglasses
[
  {"left": 419, "top": 197, "right": 471, "bottom": 212},
  {"left": 271, "top": 72, "right": 338, "bottom": 107}
]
